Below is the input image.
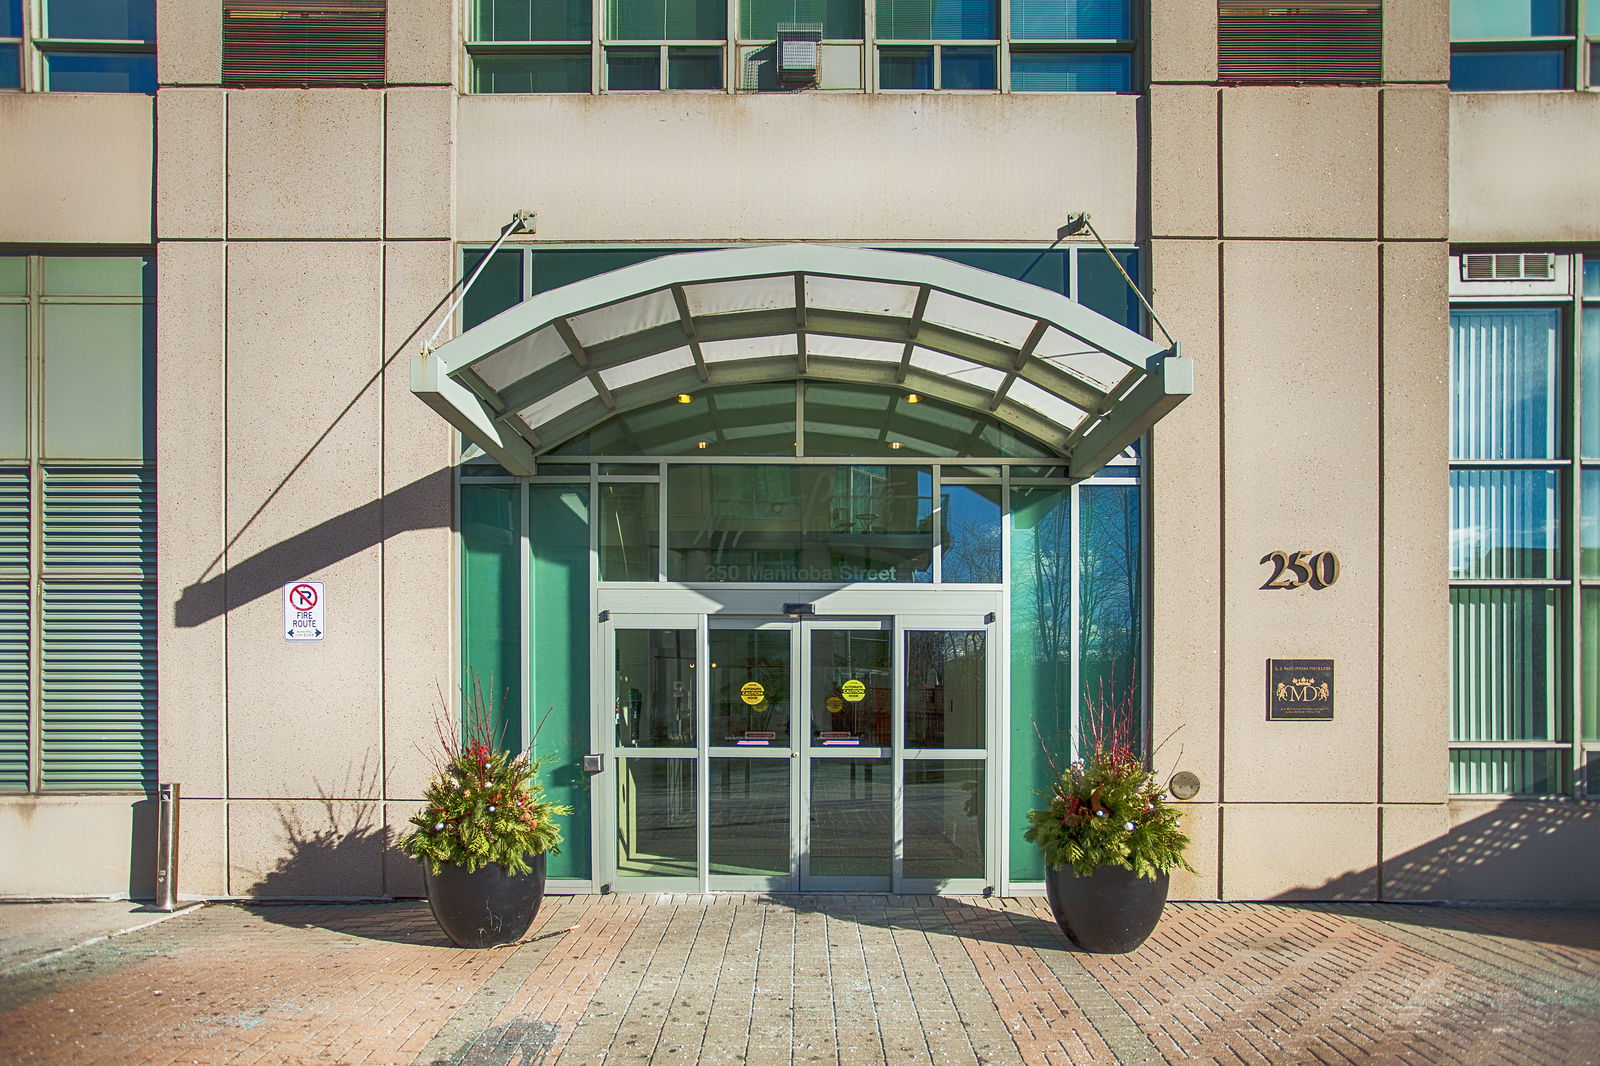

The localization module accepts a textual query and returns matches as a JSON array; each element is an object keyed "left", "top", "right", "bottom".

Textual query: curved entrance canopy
[{"left": 413, "top": 244, "right": 1191, "bottom": 477}]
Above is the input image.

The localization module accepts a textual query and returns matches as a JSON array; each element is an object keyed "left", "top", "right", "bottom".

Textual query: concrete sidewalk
[
  {"left": 0, "top": 900, "right": 200, "bottom": 975},
  {"left": 0, "top": 894, "right": 1596, "bottom": 1065}
]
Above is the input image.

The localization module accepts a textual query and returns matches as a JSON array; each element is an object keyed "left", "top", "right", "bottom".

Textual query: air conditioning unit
[
  {"left": 1449, "top": 252, "right": 1569, "bottom": 298},
  {"left": 776, "top": 23, "right": 822, "bottom": 88}
]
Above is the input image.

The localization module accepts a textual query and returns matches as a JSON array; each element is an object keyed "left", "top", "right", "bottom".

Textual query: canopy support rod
[
  {"left": 1060, "top": 212, "right": 1176, "bottom": 349},
  {"left": 420, "top": 211, "right": 534, "bottom": 357}
]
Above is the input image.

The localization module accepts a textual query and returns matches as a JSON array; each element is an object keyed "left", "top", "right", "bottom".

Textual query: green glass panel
[
  {"left": 43, "top": 303, "right": 150, "bottom": 460},
  {"left": 709, "top": 759, "right": 789, "bottom": 875},
  {"left": 1011, "top": 0, "right": 1128, "bottom": 40},
  {"left": 462, "top": 249, "right": 524, "bottom": 329},
  {"left": 473, "top": 0, "right": 591, "bottom": 41},
  {"left": 1450, "top": 749, "right": 1568, "bottom": 795},
  {"left": 461, "top": 484, "right": 521, "bottom": 749},
  {"left": 712, "top": 628, "right": 791, "bottom": 746},
  {"left": 1450, "top": 0, "right": 1568, "bottom": 39},
  {"left": 902, "top": 247, "right": 1067, "bottom": 296},
  {"left": 809, "top": 627, "right": 890, "bottom": 744},
  {"left": 531, "top": 249, "right": 694, "bottom": 295},
  {"left": 902, "top": 759, "right": 983, "bottom": 878},
  {"left": 1080, "top": 483, "right": 1140, "bottom": 745},
  {"left": 616, "top": 757, "right": 697, "bottom": 877},
  {"left": 616, "top": 629, "right": 696, "bottom": 747},
  {"left": 668, "top": 464, "right": 932, "bottom": 581},
  {"left": 529, "top": 485, "right": 591, "bottom": 879},
  {"left": 1450, "top": 587, "right": 1566, "bottom": 745},
  {"left": 606, "top": 46, "right": 661, "bottom": 88},
  {"left": 809, "top": 757, "right": 890, "bottom": 876},
  {"left": 879, "top": 45, "right": 932, "bottom": 87},
  {"left": 42, "top": 256, "right": 149, "bottom": 297},
  {"left": 0, "top": 258, "right": 22, "bottom": 295},
  {"left": 0, "top": 305, "right": 24, "bottom": 459},
  {"left": 598, "top": 482, "right": 658, "bottom": 580},
  {"left": 740, "top": 0, "right": 863, "bottom": 38},
  {"left": 1584, "top": 590, "right": 1600, "bottom": 741},
  {"left": 1583, "top": 307, "right": 1600, "bottom": 459},
  {"left": 904, "top": 630, "right": 984, "bottom": 747},
  {"left": 461, "top": 462, "right": 513, "bottom": 477},
  {"left": 536, "top": 462, "right": 590, "bottom": 476},
  {"left": 667, "top": 45, "right": 722, "bottom": 87},
  {"left": 941, "top": 483, "right": 1000, "bottom": 582},
  {"left": 472, "top": 50, "right": 591, "bottom": 91},
  {"left": 1077, "top": 248, "right": 1141, "bottom": 332},
  {"left": 1008, "top": 485, "right": 1071, "bottom": 881},
  {"left": 608, "top": 0, "right": 726, "bottom": 40},
  {"left": 601, "top": 463, "right": 655, "bottom": 475},
  {"left": 0, "top": 580, "right": 25, "bottom": 791},
  {"left": 804, "top": 382, "right": 1054, "bottom": 459},
  {"left": 941, "top": 45, "right": 995, "bottom": 88},
  {"left": 876, "top": 0, "right": 996, "bottom": 39}
]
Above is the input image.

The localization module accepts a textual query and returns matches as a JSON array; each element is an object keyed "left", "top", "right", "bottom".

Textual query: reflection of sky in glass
[
  {"left": 941, "top": 483, "right": 1001, "bottom": 582},
  {"left": 48, "top": 0, "right": 156, "bottom": 38},
  {"left": 1079, "top": 483, "right": 1140, "bottom": 725},
  {"left": 1449, "top": 468, "right": 1558, "bottom": 580},
  {"left": 1450, "top": 308, "right": 1559, "bottom": 460}
]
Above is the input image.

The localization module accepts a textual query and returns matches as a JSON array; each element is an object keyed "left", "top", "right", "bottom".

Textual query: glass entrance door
[{"left": 606, "top": 611, "right": 994, "bottom": 893}]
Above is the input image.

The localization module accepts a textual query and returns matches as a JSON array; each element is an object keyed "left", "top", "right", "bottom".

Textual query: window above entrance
[{"left": 414, "top": 244, "right": 1191, "bottom": 480}]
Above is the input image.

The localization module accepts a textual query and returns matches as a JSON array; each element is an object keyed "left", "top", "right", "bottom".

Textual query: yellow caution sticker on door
[
  {"left": 740, "top": 681, "right": 765, "bottom": 706},
  {"left": 825, "top": 696, "right": 844, "bottom": 714},
  {"left": 841, "top": 679, "right": 866, "bottom": 702}
]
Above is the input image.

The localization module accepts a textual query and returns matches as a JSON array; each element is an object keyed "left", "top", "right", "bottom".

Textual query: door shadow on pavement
[
  {"left": 750, "top": 892, "right": 1077, "bottom": 951},
  {"left": 241, "top": 900, "right": 457, "bottom": 948}
]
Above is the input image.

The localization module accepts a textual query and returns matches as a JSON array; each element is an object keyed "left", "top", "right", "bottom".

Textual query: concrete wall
[
  {"left": 1451, "top": 93, "right": 1600, "bottom": 245},
  {"left": 0, "top": 94, "right": 152, "bottom": 245}
]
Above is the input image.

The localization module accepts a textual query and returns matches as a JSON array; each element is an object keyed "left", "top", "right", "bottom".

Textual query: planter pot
[
  {"left": 1044, "top": 863, "right": 1169, "bottom": 954},
  {"left": 424, "top": 853, "right": 547, "bottom": 948}
]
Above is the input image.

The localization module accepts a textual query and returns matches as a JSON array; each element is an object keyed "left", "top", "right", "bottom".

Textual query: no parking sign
[{"left": 284, "top": 581, "right": 325, "bottom": 641}]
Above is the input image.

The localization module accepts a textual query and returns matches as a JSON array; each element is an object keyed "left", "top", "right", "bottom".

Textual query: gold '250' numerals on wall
[{"left": 1259, "top": 550, "right": 1340, "bottom": 590}]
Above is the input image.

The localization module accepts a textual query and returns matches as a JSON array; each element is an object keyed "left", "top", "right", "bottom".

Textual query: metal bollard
[{"left": 154, "top": 783, "right": 180, "bottom": 911}]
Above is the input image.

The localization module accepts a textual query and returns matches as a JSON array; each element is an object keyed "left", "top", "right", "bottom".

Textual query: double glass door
[{"left": 606, "top": 613, "right": 993, "bottom": 892}]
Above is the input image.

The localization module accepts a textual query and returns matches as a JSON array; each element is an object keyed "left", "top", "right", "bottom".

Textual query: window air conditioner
[{"left": 776, "top": 23, "right": 822, "bottom": 88}]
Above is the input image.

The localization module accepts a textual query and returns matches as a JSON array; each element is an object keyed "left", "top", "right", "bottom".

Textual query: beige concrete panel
[
  {"left": 0, "top": 797, "right": 152, "bottom": 897},
  {"left": 157, "top": 0, "right": 221, "bottom": 85},
  {"left": 1380, "top": 242, "right": 1450, "bottom": 805},
  {"left": 175, "top": 798, "right": 228, "bottom": 898},
  {"left": 157, "top": 242, "right": 228, "bottom": 798},
  {"left": 1221, "top": 242, "right": 1380, "bottom": 804},
  {"left": 1379, "top": 804, "right": 1451, "bottom": 901},
  {"left": 1451, "top": 93, "right": 1600, "bottom": 244},
  {"left": 1445, "top": 800, "right": 1600, "bottom": 902},
  {"left": 385, "top": 89, "right": 454, "bottom": 240},
  {"left": 1384, "top": 0, "right": 1449, "bottom": 85},
  {"left": 1220, "top": 88, "right": 1379, "bottom": 240},
  {"left": 387, "top": 0, "right": 455, "bottom": 87},
  {"left": 1222, "top": 803, "right": 1378, "bottom": 900},
  {"left": 0, "top": 95, "right": 152, "bottom": 244},
  {"left": 156, "top": 90, "right": 226, "bottom": 240},
  {"left": 224, "top": 242, "right": 384, "bottom": 798},
  {"left": 1149, "top": 86, "right": 1219, "bottom": 239},
  {"left": 1149, "top": 0, "right": 1217, "bottom": 85},
  {"left": 1148, "top": 240, "right": 1222, "bottom": 793},
  {"left": 382, "top": 241, "right": 456, "bottom": 801},
  {"left": 226, "top": 90, "right": 384, "bottom": 239},
  {"left": 385, "top": 803, "right": 426, "bottom": 897},
  {"left": 1381, "top": 88, "right": 1449, "bottom": 241},
  {"left": 228, "top": 798, "right": 385, "bottom": 898},
  {"left": 457, "top": 94, "right": 1138, "bottom": 242},
  {"left": 1167, "top": 802, "right": 1219, "bottom": 901}
]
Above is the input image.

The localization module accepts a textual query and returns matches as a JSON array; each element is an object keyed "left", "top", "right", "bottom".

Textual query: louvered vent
[
  {"left": 1460, "top": 253, "right": 1556, "bottom": 283},
  {"left": 223, "top": 0, "right": 386, "bottom": 88},
  {"left": 1218, "top": 2, "right": 1383, "bottom": 85}
]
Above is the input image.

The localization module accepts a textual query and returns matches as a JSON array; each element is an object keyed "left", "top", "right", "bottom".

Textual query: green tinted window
[
  {"left": 472, "top": 50, "right": 591, "bottom": 91},
  {"left": 43, "top": 304, "right": 149, "bottom": 460},
  {"left": 609, "top": 0, "right": 726, "bottom": 39},
  {"left": 0, "top": 259, "right": 23, "bottom": 296},
  {"left": 0, "top": 306, "right": 23, "bottom": 459},
  {"left": 473, "top": 0, "right": 591, "bottom": 40},
  {"left": 462, "top": 249, "right": 524, "bottom": 329},
  {"left": 42, "top": 256, "right": 149, "bottom": 298},
  {"left": 741, "top": 0, "right": 863, "bottom": 38}
]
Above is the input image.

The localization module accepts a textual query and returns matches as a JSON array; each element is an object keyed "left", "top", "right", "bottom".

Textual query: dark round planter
[
  {"left": 424, "top": 853, "right": 547, "bottom": 948},
  {"left": 1044, "top": 863, "right": 1169, "bottom": 954}
]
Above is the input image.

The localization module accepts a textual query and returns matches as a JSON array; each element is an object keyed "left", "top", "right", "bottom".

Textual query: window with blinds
[
  {"left": 0, "top": 255, "right": 156, "bottom": 795},
  {"left": 1217, "top": 1, "right": 1382, "bottom": 85},
  {"left": 222, "top": 0, "right": 386, "bottom": 88},
  {"left": 1448, "top": 253, "right": 1600, "bottom": 798}
]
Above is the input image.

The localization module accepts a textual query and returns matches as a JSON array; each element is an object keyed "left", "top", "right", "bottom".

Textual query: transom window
[
  {"left": 0, "top": 0, "right": 156, "bottom": 92},
  {"left": 466, "top": 0, "right": 1137, "bottom": 93},
  {"left": 1450, "top": 0, "right": 1600, "bottom": 91}
]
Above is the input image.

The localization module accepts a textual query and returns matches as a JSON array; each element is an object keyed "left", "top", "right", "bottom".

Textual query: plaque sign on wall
[{"left": 1267, "top": 659, "right": 1334, "bottom": 721}]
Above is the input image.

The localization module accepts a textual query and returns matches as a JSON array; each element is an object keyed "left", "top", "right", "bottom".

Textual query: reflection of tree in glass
[
  {"left": 942, "top": 485, "right": 1002, "bottom": 583},
  {"left": 1079, "top": 484, "right": 1141, "bottom": 745}
]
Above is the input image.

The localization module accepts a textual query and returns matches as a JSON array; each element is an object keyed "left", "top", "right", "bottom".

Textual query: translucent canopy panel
[{"left": 413, "top": 244, "right": 1191, "bottom": 478}]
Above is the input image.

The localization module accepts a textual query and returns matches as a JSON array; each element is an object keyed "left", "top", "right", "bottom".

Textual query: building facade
[{"left": 1, "top": 0, "right": 1596, "bottom": 902}]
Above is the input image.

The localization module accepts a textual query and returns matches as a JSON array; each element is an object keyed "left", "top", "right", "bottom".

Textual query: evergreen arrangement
[
  {"left": 398, "top": 683, "right": 571, "bottom": 876},
  {"left": 1024, "top": 687, "right": 1192, "bottom": 880}
]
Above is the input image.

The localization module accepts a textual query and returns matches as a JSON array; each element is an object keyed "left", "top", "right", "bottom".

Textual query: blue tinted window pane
[
  {"left": 607, "top": 47, "right": 661, "bottom": 88},
  {"left": 904, "top": 248, "right": 1068, "bottom": 295},
  {"left": 1584, "top": 259, "right": 1600, "bottom": 298},
  {"left": 880, "top": 46, "right": 932, "bottom": 87},
  {"left": 1077, "top": 249, "right": 1141, "bottom": 332},
  {"left": 878, "top": 0, "right": 997, "bottom": 40},
  {"left": 1450, "top": 48, "right": 1568, "bottom": 90},
  {"left": 1, "top": 0, "right": 19, "bottom": 36},
  {"left": 0, "top": 44, "right": 18, "bottom": 89},
  {"left": 1011, "top": 0, "right": 1128, "bottom": 40},
  {"left": 46, "top": 0, "right": 155, "bottom": 39},
  {"left": 668, "top": 45, "right": 721, "bottom": 88},
  {"left": 1451, "top": 0, "right": 1567, "bottom": 39},
  {"left": 44, "top": 52, "right": 155, "bottom": 92},
  {"left": 941, "top": 45, "right": 994, "bottom": 88},
  {"left": 461, "top": 249, "right": 524, "bottom": 329},
  {"left": 1450, "top": 307, "right": 1560, "bottom": 460},
  {"left": 472, "top": 51, "right": 591, "bottom": 91},
  {"left": 1010, "top": 50, "right": 1131, "bottom": 91}
]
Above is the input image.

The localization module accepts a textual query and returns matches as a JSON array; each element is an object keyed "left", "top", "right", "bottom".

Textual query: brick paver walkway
[{"left": 1, "top": 896, "right": 1596, "bottom": 1065}]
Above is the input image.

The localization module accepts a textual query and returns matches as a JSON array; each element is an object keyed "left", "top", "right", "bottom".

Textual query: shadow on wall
[
  {"left": 1268, "top": 802, "right": 1600, "bottom": 905},
  {"left": 243, "top": 765, "right": 390, "bottom": 901}
]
